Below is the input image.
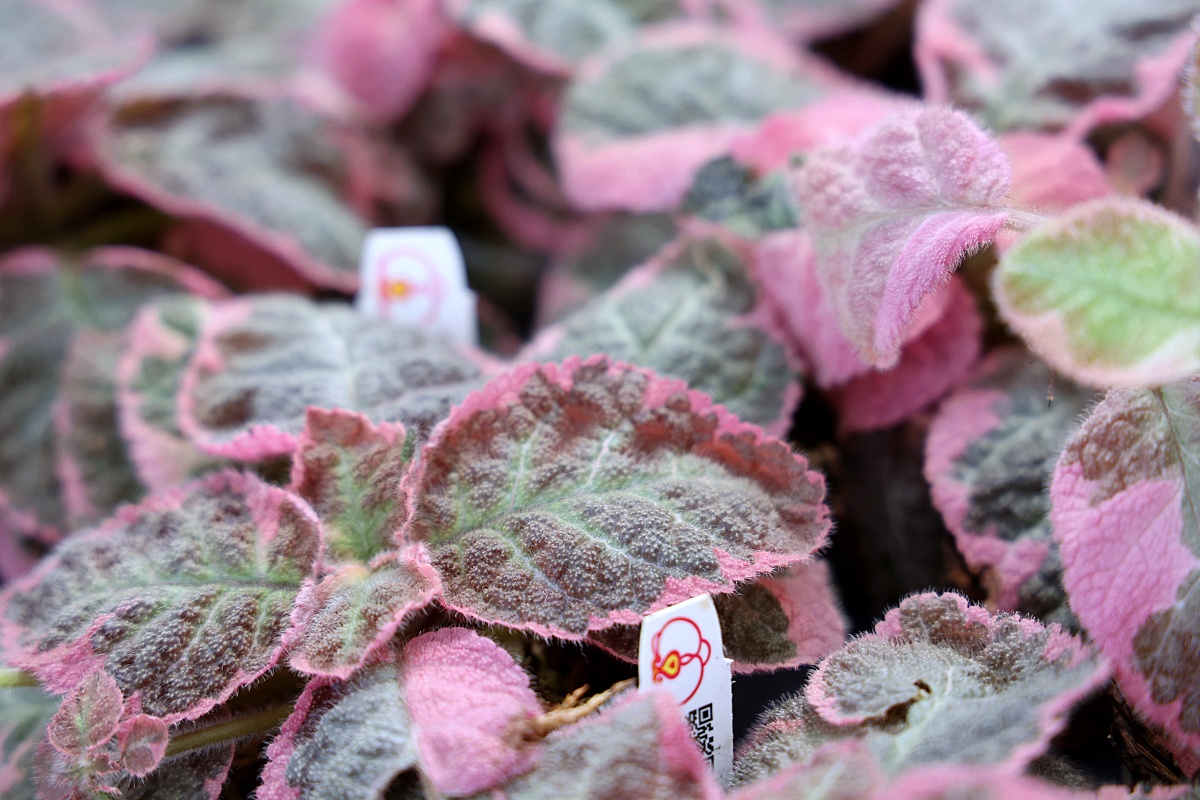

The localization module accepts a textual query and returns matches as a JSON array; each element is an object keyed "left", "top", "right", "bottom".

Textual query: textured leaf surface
[
  {"left": 290, "top": 408, "right": 411, "bottom": 565},
  {"left": 179, "top": 295, "right": 485, "bottom": 460},
  {"left": 1051, "top": 379, "right": 1200, "bottom": 773},
  {"left": 288, "top": 552, "right": 439, "bottom": 679},
  {"left": 47, "top": 671, "right": 124, "bottom": 756},
  {"left": 115, "top": 295, "right": 226, "bottom": 492},
  {"left": 263, "top": 627, "right": 540, "bottom": 799},
  {"left": 727, "top": 740, "right": 882, "bottom": 800},
  {"left": 926, "top": 348, "right": 1094, "bottom": 623},
  {"left": 448, "top": 0, "right": 701, "bottom": 73},
  {"left": 590, "top": 559, "right": 846, "bottom": 672},
  {"left": 733, "top": 593, "right": 1107, "bottom": 783},
  {"left": 916, "top": 0, "right": 1200, "bottom": 133},
  {"left": 118, "top": 744, "right": 234, "bottom": 800},
  {"left": 54, "top": 331, "right": 143, "bottom": 531},
  {"left": 0, "top": 686, "right": 56, "bottom": 799},
  {"left": 0, "top": 0, "right": 149, "bottom": 108},
  {"left": 93, "top": 94, "right": 377, "bottom": 291},
  {"left": 0, "top": 247, "right": 224, "bottom": 544},
  {"left": 465, "top": 690, "right": 720, "bottom": 800},
  {"left": 830, "top": 277, "right": 981, "bottom": 435},
  {"left": 994, "top": 198, "right": 1200, "bottom": 388},
  {"left": 681, "top": 157, "right": 800, "bottom": 238},
  {"left": 555, "top": 24, "right": 846, "bottom": 212},
  {"left": 400, "top": 356, "right": 829, "bottom": 638},
  {"left": 0, "top": 470, "right": 323, "bottom": 722},
  {"left": 524, "top": 233, "right": 801, "bottom": 435},
  {"left": 792, "top": 106, "right": 1010, "bottom": 368}
]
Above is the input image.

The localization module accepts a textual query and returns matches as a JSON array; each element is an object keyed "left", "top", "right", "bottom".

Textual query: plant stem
[
  {"left": 165, "top": 703, "right": 295, "bottom": 758},
  {"left": 1002, "top": 207, "right": 1048, "bottom": 232},
  {"left": 0, "top": 667, "right": 39, "bottom": 688}
]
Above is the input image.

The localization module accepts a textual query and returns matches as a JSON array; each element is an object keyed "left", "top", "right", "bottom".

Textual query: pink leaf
[
  {"left": 314, "top": 0, "right": 450, "bottom": 121},
  {"left": 116, "top": 714, "right": 168, "bottom": 777},
  {"left": 263, "top": 627, "right": 541, "bottom": 799},
  {"left": 47, "top": 672, "right": 123, "bottom": 757},
  {"left": 0, "top": 470, "right": 324, "bottom": 723},
  {"left": 1051, "top": 380, "right": 1200, "bottom": 775},
  {"left": 792, "top": 105, "right": 1010, "bottom": 368},
  {"left": 399, "top": 355, "right": 830, "bottom": 639},
  {"left": 555, "top": 23, "right": 852, "bottom": 213},
  {"left": 829, "top": 276, "right": 982, "bottom": 435}
]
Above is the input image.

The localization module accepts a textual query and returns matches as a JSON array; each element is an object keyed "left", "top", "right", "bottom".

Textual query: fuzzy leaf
[
  {"left": 54, "top": 331, "right": 143, "bottom": 530},
  {"left": 0, "top": 470, "right": 323, "bottom": 722},
  {"left": 915, "top": 0, "right": 1200, "bottom": 133},
  {"left": 993, "top": 198, "right": 1200, "bottom": 388},
  {"left": 590, "top": 559, "right": 846, "bottom": 673},
  {"left": 681, "top": 157, "right": 800, "bottom": 238},
  {"left": 830, "top": 277, "right": 982, "bottom": 435},
  {"left": 119, "top": 744, "right": 234, "bottom": 800},
  {"left": 115, "top": 295, "right": 226, "bottom": 493},
  {"left": 92, "top": 94, "right": 379, "bottom": 292},
  {"left": 400, "top": 355, "right": 829, "bottom": 638},
  {"left": 263, "top": 627, "right": 540, "bottom": 799},
  {"left": 1051, "top": 379, "right": 1200, "bottom": 774},
  {"left": 523, "top": 233, "right": 801, "bottom": 436},
  {"left": 727, "top": 740, "right": 883, "bottom": 800},
  {"left": 116, "top": 714, "right": 168, "bottom": 777},
  {"left": 792, "top": 106, "right": 1010, "bottom": 368},
  {"left": 0, "top": 686, "right": 55, "bottom": 800},
  {"left": 288, "top": 551, "right": 440, "bottom": 679},
  {"left": 555, "top": 24, "right": 847, "bottom": 212},
  {"left": 0, "top": 247, "right": 225, "bottom": 545},
  {"left": 466, "top": 690, "right": 720, "bottom": 800},
  {"left": 290, "top": 408, "right": 411, "bottom": 565},
  {"left": 733, "top": 593, "right": 1107, "bottom": 784},
  {"left": 447, "top": 0, "right": 704, "bottom": 74},
  {"left": 179, "top": 295, "right": 486, "bottom": 460},
  {"left": 925, "top": 348, "right": 1094, "bottom": 623},
  {"left": 46, "top": 672, "right": 124, "bottom": 757}
]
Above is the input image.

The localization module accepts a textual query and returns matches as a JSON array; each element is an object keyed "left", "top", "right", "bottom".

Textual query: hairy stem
[
  {"left": 1001, "top": 207, "right": 1049, "bottom": 232},
  {"left": 0, "top": 667, "right": 39, "bottom": 688},
  {"left": 166, "top": 703, "right": 295, "bottom": 758}
]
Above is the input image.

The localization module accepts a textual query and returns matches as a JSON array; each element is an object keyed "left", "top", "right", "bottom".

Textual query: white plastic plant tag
[
  {"left": 638, "top": 593, "right": 734, "bottom": 780},
  {"left": 356, "top": 226, "right": 478, "bottom": 345}
]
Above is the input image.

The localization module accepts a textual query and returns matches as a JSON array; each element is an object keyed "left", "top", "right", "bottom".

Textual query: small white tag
[
  {"left": 638, "top": 594, "right": 734, "bottom": 781},
  {"left": 356, "top": 227, "right": 478, "bottom": 346}
]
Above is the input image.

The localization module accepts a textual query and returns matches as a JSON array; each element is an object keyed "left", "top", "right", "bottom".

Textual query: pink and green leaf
[
  {"left": 590, "top": 559, "right": 847, "bottom": 672},
  {"left": 993, "top": 198, "right": 1200, "bottom": 388},
  {"left": 1051, "top": 379, "right": 1200, "bottom": 774},
  {"left": 289, "top": 408, "right": 412, "bottom": 565},
  {"left": 178, "top": 295, "right": 486, "bottom": 461},
  {"left": 915, "top": 0, "right": 1200, "bottom": 134},
  {"left": 0, "top": 246, "right": 225, "bottom": 546},
  {"left": 263, "top": 627, "right": 541, "bottom": 799},
  {"left": 680, "top": 157, "right": 800, "bottom": 238},
  {"left": 734, "top": 593, "right": 1107, "bottom": 782},
  {"left": 89, "top": 94, "right": 386, "bottom": 292},
  {"left": 0, "top": 686, "right": 56, "bottom": 799},
  {"left": 925, "top": 347, "right": 1095, "bottom": 623},
  {"left": 791, "top": 105, "right": 1010, "bottom": 368},
  {"left": 53, "top": 331, "right": 144, "bottom": 531},
  {"left": 829, "top": 277, "right": 982, "bottom": 435},
  {"left": 469, "top": 689, "right": 721, "bottom": 800},
  {"left": 115, "top": 295, "right": 227, "bottom": 493},
  {"left": 46, "top": 672, "right": 124, "bottom": 757},
  {"left": 400, "top": 355, "right": 830, "bottom": 638},
  {"left": 0, "top": 470, "right": 323, "bottom": 722},
  {"left": 288, "top": 550, "right": 440, "bottom": 679},
  {"left": 554, "top": 23, "right": 851, "bottom": 212},
  {"left": 523, "top": 232, "right": 802, "bottom": 436}
]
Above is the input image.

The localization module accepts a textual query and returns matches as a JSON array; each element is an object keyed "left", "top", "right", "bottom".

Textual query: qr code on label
[{"left": 687, "top": 703, "right": 714, "bottom": 766}]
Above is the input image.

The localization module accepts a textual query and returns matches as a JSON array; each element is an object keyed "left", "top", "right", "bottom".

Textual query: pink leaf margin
[
  {"left": 737, "top": 558, "right": 848, "bottom": 673},
  {"left": 397, "top": 354, "right": 831, "bottom": 640},
  {"left": 555, "top": 23, "right": 855, "bottom": 213}
]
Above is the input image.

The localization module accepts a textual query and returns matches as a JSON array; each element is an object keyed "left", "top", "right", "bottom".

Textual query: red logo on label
[
  {"left": 374, "top": 247, "right": 445, "bottom": 326},
  {"left": 650, "top": 617, "right": 711, "bottom": 705}
]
